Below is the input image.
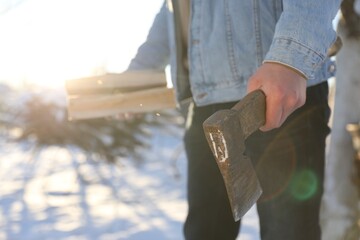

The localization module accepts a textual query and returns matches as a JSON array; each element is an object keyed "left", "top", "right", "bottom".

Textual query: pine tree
[{"left": 0, "top": 85, "right": 183, "bottom": 164}]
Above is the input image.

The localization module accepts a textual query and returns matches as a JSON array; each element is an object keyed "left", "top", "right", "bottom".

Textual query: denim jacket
[{"left": 128, "top": 0, "right": 341, "bottom": 106}]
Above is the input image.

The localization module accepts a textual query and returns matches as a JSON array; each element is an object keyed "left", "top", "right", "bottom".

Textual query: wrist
[{"left": 262, "top": 61, "right": 308, "bottom": 80}]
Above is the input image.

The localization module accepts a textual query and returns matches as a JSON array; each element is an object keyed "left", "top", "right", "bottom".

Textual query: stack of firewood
[{"left": 66, "top": 71, "right": 176, "bottom": 120}]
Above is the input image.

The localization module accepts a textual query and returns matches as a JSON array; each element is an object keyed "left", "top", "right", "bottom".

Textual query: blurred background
[
  {"left": 0, "top": 0, "right": 163, "bottom": 88},
  {"left": 0, "top": 1, "right": 187, "bottom": 240}
]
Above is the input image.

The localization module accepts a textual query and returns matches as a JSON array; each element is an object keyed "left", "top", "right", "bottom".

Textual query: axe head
[{"left": 203, "top": 90, "right": 266, "bottom": 221}]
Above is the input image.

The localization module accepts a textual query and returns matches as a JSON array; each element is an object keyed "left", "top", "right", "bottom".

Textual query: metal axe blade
[{"left": 203, "top": 90, "right": 266, "bottom": 221}]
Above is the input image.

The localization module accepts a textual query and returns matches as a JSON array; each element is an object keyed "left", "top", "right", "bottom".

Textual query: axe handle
[{"left": 232, "top": 90, "right": 266, "bottom": 139}]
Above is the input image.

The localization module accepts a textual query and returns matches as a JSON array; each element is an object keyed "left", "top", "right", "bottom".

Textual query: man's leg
[
  {"left": 183, "top": 102, "right": 241, "bottom": 240},
  {"left": 246, "top": 82, "right": 331, "bottom": 240}
]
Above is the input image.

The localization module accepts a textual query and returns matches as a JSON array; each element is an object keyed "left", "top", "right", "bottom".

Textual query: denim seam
[
  {"left": 224, "top": 0, "right": 240, "bottom": 82},
  {"left": 191, "top": 0, "right": 207, "bottom": 100},
  {"left": 253, "top": 0, "right": 263, "bottom": 66}
]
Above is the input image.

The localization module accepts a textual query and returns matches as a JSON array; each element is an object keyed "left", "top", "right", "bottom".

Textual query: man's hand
[{"left": 247, "top": 62, "right": 307, "bottom": 132}]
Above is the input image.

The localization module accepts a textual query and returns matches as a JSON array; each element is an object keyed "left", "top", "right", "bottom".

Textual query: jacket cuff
[{"left": 264, "top": 37, "right": 326, "bottom": 80}]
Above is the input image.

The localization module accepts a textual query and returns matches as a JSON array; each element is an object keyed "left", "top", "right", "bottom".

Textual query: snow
[{"left": 0, "top": 127, "right": 260, "bottom": 239}]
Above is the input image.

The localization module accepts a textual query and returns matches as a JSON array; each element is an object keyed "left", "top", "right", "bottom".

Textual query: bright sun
[{"left": 0, "top": 0, "right": 163, "bottom": 88}]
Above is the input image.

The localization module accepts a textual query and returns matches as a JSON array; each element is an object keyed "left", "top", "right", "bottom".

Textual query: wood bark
[{"left": 65, "top": 71, "right": 177, "bottom": 120}]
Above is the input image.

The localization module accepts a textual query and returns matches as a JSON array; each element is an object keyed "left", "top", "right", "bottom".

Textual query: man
[{"left": 128, "top": 1, "right": 341, "bottom": 239}]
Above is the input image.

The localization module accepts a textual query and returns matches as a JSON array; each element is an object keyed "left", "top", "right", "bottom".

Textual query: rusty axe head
[{"left": 203, "top": 90, "right": 266, "bottom": 221}]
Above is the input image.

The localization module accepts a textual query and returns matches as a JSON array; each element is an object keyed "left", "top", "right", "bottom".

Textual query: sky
[
  {"left": 0, "top": 0, "right": 342, "bottom": 89},
  {"left": 0, "top": 0, "right": 164, "bottom": 88}
]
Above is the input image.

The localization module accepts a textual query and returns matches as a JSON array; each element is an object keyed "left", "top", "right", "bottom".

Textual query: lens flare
[{"left": 290, "top": 170, "right": 318, "bottom": 201}]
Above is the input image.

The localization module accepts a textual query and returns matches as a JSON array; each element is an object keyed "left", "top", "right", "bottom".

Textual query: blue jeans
[{"left": 183, "top": 82, "right": 330, "bottom": 240}]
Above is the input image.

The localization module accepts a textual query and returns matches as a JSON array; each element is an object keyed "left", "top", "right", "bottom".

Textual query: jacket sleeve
[
  {"left": 263, "top": 0, "right": 342, "bottom": 79},
  {"left": 127, "top": 2, "right": 170, "bottom": 71}
]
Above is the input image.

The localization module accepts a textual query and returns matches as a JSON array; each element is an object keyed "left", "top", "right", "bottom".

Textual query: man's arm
[
  {"left": 114, "top": 2, "right": 171, "bottom": 120},
  {"left": 247, "top": 0, "right": 342, "bottom": 131},
  {"left": 127, "top": 2, "right": 170, "bottom": 71}
]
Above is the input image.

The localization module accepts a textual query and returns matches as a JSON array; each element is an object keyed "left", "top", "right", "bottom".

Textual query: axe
[{"left": 203, "top": 89, "right": 266, "bottom": 221}]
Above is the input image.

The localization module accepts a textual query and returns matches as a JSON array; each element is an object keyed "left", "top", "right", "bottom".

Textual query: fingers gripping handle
[{"left": 232, "top": 90, "right": 266, "bottom": 139}]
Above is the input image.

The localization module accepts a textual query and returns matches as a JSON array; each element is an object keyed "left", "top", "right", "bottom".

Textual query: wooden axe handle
[{"left": 232, "top": 90, "right": 266, "bottom": 139}]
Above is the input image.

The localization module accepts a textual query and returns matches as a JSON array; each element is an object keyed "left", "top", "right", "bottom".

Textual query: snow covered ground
[{"left": 0, "top": 127, "right": 260, "bottom": 240}]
